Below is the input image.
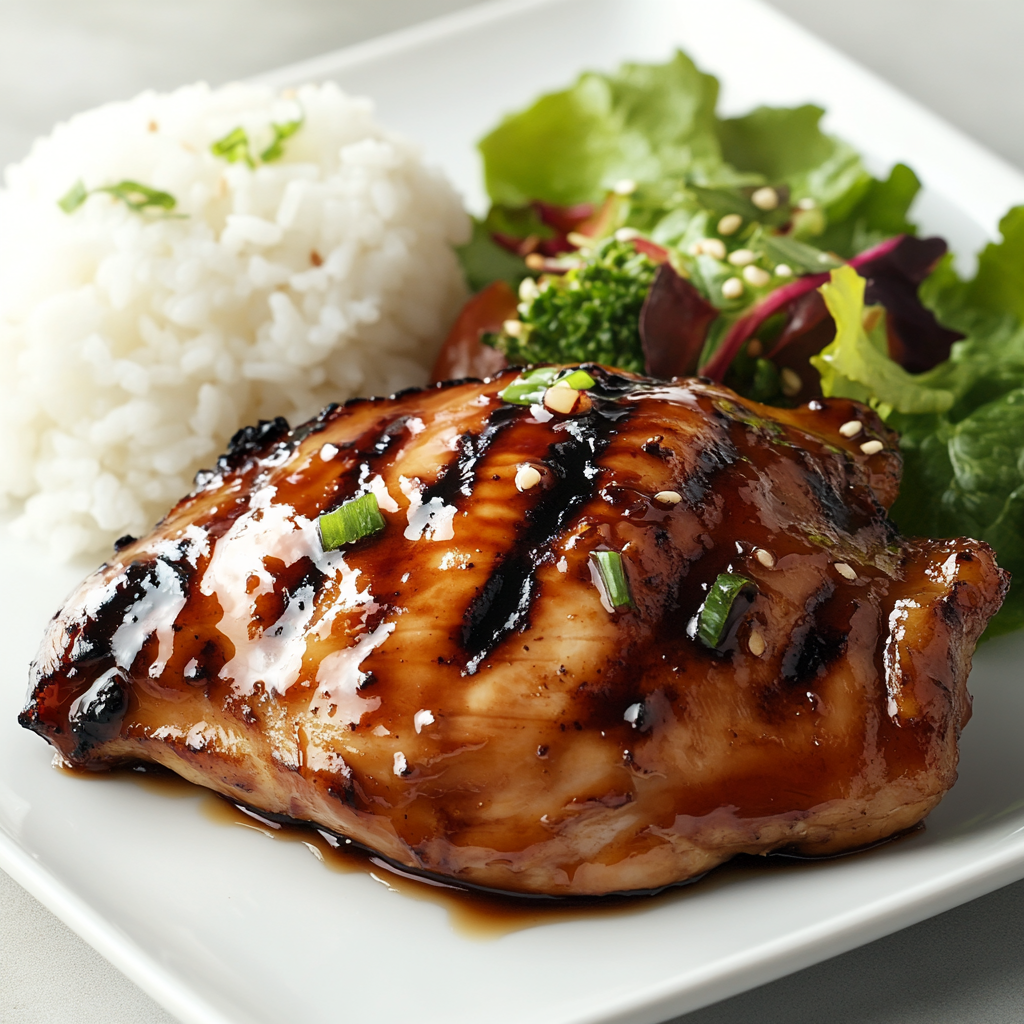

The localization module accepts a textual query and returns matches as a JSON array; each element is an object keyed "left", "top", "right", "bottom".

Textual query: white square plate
[{"left": 3, "top": 2, "right": 1024, "bottom": 1022}]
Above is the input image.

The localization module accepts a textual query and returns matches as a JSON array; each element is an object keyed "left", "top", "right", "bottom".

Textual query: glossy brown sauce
[
  {"left": 60, "top": 762, "right": 923, "bottom": 939},
  {"left": 29, "top": 367, "right": 1001, "bottom": 897}
]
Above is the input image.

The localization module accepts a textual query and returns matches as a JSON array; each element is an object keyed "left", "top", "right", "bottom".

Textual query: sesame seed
[
  {"left": 654, "top": 490, "right": 682, "bottom": 504},
  {"left": 774, "top": 263, "right": 793, "bottom": 278},
  {"left": 566, "top": 231, "right": 592, "bottom": 249},
  {"left": 728, "top": 248, "right": 756, "bottom": 266},
  {"left": 614, "top": 227, "right": 641, "bottom": 242},
  {"left": 518, "top": 277, "right": 540, "bottom": 302},
  {"left": 702, "top": 238, "right": 726, "bottom": 260},
  {"left": 722, "top": 277, "right": 744, "bottom": 299},
  {"left": 834, "top": 562, "right": 858, "bottom": 581},
  {"left": 692, "top": 238, "right": 727, "bottom": 260},
  {"left": 751, "top": 187, "right": 779, "bottom": 211},
  {"left": 515, "top": 465, "right": 542, "bottom": 491},
  {"left": 796, "top": 197, "right": 816, "bottom": 210},
  {"left": 839, "top": 419, "right": 863, "bottom": 438},
  {"left": 503, "top": 319, "right": 523, "bottom": 337},
  {"left": 718, "top": 213, "right": 743, "bottom": 235},
  {"left": 860, "top": 439, "right": 884, "bottom": 456},
  {"left": 524, "top": 253, "right": 546, "bottom": 270},
  {"left": 743, "top": 265, "right": 771, "bottom": 287},
  {"left": 613, "top": 178, "right": 637, "bottom": 195},
  {"left": 746, "top": 339, "right": 764, "bottom": 357},
  {"left": 780, "top": 367, "right": 803, "bottom": 396},
  {"left": 393, "top": 752, "right": 408, "bottom": 776},
  {"left": 755, "top": 548, "right": 776, "bottom": 568},
  {"left": 748, "top": 630, "right": 766, "bottom": 657}
]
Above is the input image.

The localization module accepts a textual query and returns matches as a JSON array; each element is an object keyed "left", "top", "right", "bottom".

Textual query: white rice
[{"left": 0, "top": 81, "right": 469, "bottom": 560}]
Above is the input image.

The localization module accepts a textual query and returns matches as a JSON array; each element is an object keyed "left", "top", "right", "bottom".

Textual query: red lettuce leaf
[
  {"left": 700, "top": 235, "right": 959, "bottom": 381},
  {"left": 640, "top": 263, "right": 718, "bottom": 378}
]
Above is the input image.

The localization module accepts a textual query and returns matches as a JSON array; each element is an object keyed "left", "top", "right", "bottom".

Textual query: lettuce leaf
[
  {"left": 815, "top": 260, "right": 1023, "bottom": 636},
  {"left": 890, "top": 390, "right": 1024, "bottom": 638},
  {"left": 815, "top": 163, "right": 921, "bottom": 259},
  {"left": 861, "top": 217, "right": 1024, "bottom": 638},
  {"left": 967, "top": 206, "right": 1024, "bottom": 321},
  {"left": 717, "top": 105, "right": 871, "bottom": 218},
  {"left": 811, "top": 265, "right": 954, "bottom": 414},
  {"left": 456, "top": 218, "right": 528, "bottom": 293},
  {"left": 479, "top": 51, "right": 721, "bottom": 206}
]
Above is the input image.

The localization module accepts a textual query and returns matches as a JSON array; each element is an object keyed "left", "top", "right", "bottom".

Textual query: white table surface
[{"left": 2, "top": 2, "right": 1023, "bottom": 1022}]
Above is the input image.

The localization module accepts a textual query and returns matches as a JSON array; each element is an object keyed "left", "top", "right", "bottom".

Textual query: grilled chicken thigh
[{"left": 21, "top": 366, "right": 1007, "bottom": 896}]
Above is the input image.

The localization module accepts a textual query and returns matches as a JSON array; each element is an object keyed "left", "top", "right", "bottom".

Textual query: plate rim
[{"left": 4, "top": 1, "right": 1024, "bottom": 1022}]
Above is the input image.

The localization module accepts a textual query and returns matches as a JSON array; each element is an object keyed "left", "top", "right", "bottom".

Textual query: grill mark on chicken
[
  {"left": 67, "top": 668, "right": 130, "bottom": 758},
  {"left": 460, "top": 406, "right": 619, "bottom": 673},
  {"left": 316, "top": 412, "right": 419, "bottom": 512},
  {"left": 420, "top": 404, "right": 521, "bottom": 509},
  {"left": 802, "top": 460, "right": 853, "bottom": 533},
  {"left": 20, "top": 368, "right": 1010, "bottom": 897}
]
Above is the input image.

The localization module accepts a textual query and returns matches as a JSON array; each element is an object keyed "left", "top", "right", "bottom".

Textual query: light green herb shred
[
  {"left": 559, "top": 368, "right": 596, "bottom": 390},
  {"left": 98, "top": 181, "right": 177, "bottom": 211},
  {"left": 261, "top": 115, "right": 304, "bottom": 162},
  {"left": 57, "top": 180, "right": 89, "bottom": 213},
  {"left": 696, "top": 572, "right": 755, "bottom": 648},
  {"left": 498, "top": 366, "right": 561, "bottom": 405},
  {"left": 58, "top": 179, "right": 177, "bottom": 215},
  {"left": 318, "top": 493, "right": 387, "bottom": 551},
  {"left": 210, "top": 126, "right": 254, "bottom": 166},
  {"left": 591, "top": 550, "right": 633, "bottom": 609}
]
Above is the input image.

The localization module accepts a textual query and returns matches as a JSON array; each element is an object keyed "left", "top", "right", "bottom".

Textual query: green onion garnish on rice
[
  {"left": 591, "top": 550, "right": 633, "bottom": 609},
  {"left": 696, "top": 573, "right": 755, "bottom": 648},
  {"left": 318, "top": 493, "right": 386, "bottom": 551},
  {"left": 58, "top": 179, "right": 178, "bottom": 215},
  {"left": 98, "top": 181, "right": 177, "bottom": 212},
  {"left": 57, "top": 180, "right": 88, "bottom": 213},
  {"left": 261, "top": 114, "right": 304, "bottom": 162},
  {"left": 210, "top": 126, "right": 254, "bottom": 166},
  {"left": 211, "top": 112, "right": 304, "bottom": 167}
]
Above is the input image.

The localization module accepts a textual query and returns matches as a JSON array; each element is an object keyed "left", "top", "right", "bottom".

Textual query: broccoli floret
[{"left": 494, "top": 239, "right": 658, "bottom": 373}]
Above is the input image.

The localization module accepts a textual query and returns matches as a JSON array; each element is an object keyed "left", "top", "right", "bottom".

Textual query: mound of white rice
[{"left": 0, "top": 81, "right": 469, "bottom": 560}]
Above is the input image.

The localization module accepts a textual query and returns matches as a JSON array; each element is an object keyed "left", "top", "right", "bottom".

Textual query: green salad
[{"left": 457, "top": 51, "right": 1024, "bottom": 638}]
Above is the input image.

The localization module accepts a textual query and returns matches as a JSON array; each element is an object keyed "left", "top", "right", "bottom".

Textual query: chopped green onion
[
  {"left": 499, "top": 365, "right": 595, "bottom": 405},
  {"left": 97, "top": 180, "right": 177, "bottom": 212},
  {"left": 498, "top": 366, "right": 560, "bottom": 405},
  {"left": 58, "top": 180, "right": 88, "bottom": 213},
  {"left": 261, "top": 114, "right": 304, "bottom": 162},
  {"left": 591, "top": 550, "right": 633, "bottom": 609},
  {"left": 696, "top": 573, "right": 756, "bottom": 648},
  {"left": 557, "top": 368, "right": 596, "bottom": 390},
  {"left": 318, "top": 493, "right": 386, "bottom": 551},
  {"left": 212, "top": 112, "right": 303, "bottom": 167},
  {"left": 211, "top": 126, "right": 254, "bottom": 166},
  {"left": 58, "top": 179, "right": 178, "bottom": 216}
]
